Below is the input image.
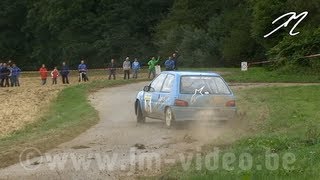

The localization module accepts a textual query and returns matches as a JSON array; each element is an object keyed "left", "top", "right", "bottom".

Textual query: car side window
[
  {"left": 161, "top": 74, "right": 175, "bottom": 93},
  {"left": 214, "top": 78, "right": 230, "bottom": 94},
  {"left": 150, "top": 74, "right": 167, "bottom": 92}
]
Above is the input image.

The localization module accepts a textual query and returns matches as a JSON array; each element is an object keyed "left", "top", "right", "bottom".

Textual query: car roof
[{"left": 162, "top": 71, "right": 221, "bottom": 77}]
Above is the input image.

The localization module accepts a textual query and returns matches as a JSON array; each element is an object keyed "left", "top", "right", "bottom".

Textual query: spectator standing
[
  {"left": 7, "top": 60, "right": 12, "bottom": 67},
  {"left": 51, "top": 67, "right": 59, "bottom": 85},
  {"left": 10, "top": 63, "right": 21, "bottom": 87},
  {"left": 164, "top": 56, "right": 175, "bottom": 71},
  {"left": 172, "top": 51, "right": 180, "bottom": 70},
  {"left": 108, "top": 59, "right": 117, "bottom": 80},
  {"left": 132, "top": 58, "right": 140, "bottom": 79},
  {"left": 61, "top": 62, "right": 70, "bottom": 84},
  {"left": 39, "top": 64, "right": 48, "bottom": 85},
  {"left": 78, "top": 60, "right": 89, "bottom": 82},
  {"left": 0, "top": 63, "right": 10, "bottom": 87},
  {"left": 147, "top": 56, "right": 160, "bottom": 79},
  {"left": 8, "top": 64, "right": 13, "bottom": 85},
  {"left": 0, "top": 63, "right": 3, "bottom": 84},
  {"left": 123, "top": 57, "right": 131, "bottom": 79}
]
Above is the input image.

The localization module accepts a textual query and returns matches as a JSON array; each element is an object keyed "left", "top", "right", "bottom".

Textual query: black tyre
[{"left": 136, "top": 102, "right": 146, "bottom": 123}]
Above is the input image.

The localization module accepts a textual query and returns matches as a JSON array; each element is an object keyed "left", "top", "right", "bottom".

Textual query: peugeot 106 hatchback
[{"left": 134, "top": 71, "right": 237, "bottom": 127}]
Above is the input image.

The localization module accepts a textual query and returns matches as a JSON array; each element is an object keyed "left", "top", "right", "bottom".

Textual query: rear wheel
[
  {"left": 165, "top": 107, "right": 174, "bottom": 127},
  {"left": 136, "top": 102, "right": 145, "bottom": 123}
]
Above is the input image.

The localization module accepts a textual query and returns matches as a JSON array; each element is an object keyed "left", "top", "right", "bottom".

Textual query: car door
[
  {"left": 153, "top": 74, "right": 175, "bottom": 118},
  {"left": 145, "top": 73, "right": 167, "bottom": 118}
]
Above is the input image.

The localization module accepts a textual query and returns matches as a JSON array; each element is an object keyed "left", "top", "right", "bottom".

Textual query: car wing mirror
[{"left": 143, "top": 86, "right": 150, "bottom": 92}]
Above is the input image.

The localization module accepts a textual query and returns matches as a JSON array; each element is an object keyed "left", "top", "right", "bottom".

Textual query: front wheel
[
  {"left": 136, "top": 102, "right": 146, "bottom": 123},
  {"left": 165, "top": 107, "right": 174, "bottom": 128}
]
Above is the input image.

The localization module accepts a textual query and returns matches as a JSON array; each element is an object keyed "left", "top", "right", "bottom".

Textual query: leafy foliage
[
  {"left": 0, "top": 0, "right": 319, "bottom": 69},
  {"left": 156, "top": 0, "right": 319, "bottom": 68},
  {"left": 0, "top": 0, "right": 173, "bottom": 69}
]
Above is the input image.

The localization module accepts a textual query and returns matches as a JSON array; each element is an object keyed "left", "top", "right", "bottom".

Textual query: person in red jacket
[
  {"left": 39, "top": 64, "right": 48, "bottom": 85},
  {"left": 51, "top": 67, "right": 59, "bottom": 85}
]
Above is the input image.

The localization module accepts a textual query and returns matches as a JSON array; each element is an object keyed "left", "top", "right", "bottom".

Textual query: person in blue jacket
[
  {"left": 78, "top": 60, "right": 89, "bottom": 82},
  {"left": 0, "top": 63, "right": 10, "bottom": 87},
  {"left": 132, "top": 58, "right": 140, "bottom": 79},
  {"left": 164, "top": 56, "right": 175, "bottom": 71},
  {"left": 10, "top": 63, "right": 21, "bottom": 87},
  {"left": 0, "top": 63, "right": 3, "bottom": 84},
  {"left": 61, "top": 62, "right": 70, "bottom": 84}
]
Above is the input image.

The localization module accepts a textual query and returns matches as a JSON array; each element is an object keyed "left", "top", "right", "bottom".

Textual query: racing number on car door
[
  {"left": 146, "top": 74, "right": 168, "bottom": 115},
  {"left": 144, "top": 93, "right": 152, "bottom": 113}
]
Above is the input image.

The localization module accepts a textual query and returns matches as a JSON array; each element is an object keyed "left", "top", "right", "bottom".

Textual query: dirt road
[{"left": 0, "top": 82, "right": 245, "bottom": 180}]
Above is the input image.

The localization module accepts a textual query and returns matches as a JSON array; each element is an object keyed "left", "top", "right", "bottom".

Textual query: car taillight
[
  {"left": 175, "top": 99, "right": 189, "bottom": 107},
  {"left": 226, "top": 100, "right": 236, "bottom": 107}
]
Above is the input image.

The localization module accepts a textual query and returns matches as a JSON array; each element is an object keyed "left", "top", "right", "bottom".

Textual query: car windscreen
[{"left": 180, "top": 76, "right": 231, "bottom": 95}]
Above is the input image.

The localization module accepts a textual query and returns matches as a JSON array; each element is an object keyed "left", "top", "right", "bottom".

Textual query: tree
[
  {"left": 0, "top": 0, "right": 28, "bottom": 65},
  {"left": 0, "top": 0, "right": 173, "bottom": 69}
]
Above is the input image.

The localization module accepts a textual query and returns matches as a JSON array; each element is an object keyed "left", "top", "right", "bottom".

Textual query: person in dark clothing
[
  {"left": 0, "top": 63, "right": 11, "bottom": 87},
  {"left": 164, "top": 56, "right": 175, "bottom": 71},
  {"left": 108, "top": 59, "right": 117, "bottom": 80},
  {"left": 172, "top": 51, "right": 180, "bottom": 70},
  {"left": 8, "top": 64, "right": 13, "bottom": 85},
  {"left": 10, "top": 63, "right": 21, "bottom": 87},
  {"left": 60, "top": 62, "right": 70, "bottom": 84},
  {"left": 0, "top": 63, "right": 3, "bottom": 85},
  {"left": 7, "top": 60, "right": 13, "bottom": 67}
]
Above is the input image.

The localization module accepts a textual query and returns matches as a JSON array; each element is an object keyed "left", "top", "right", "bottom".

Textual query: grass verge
[
  {"left": 157, "top": 85, "right": 320, "bottom": 179},
  {"left": 180, "top": 67, "right": 320, "bottom": 83},
  {"left": 0, "top": 78, "right": 147, "bottom": 169}
]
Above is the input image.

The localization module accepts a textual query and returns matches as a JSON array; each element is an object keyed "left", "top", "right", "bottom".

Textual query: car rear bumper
[{"left": 171, "top": 106, "right": 237, "bottom": 121}]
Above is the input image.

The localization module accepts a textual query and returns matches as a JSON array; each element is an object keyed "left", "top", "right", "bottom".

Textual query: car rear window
[{"left": 180, "top": 76, "right": 231, "bottom": 95}]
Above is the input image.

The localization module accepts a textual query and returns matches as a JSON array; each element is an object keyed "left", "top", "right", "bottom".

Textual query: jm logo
[
  {"left": 190, "top": 86, "right": 204, "bottom": 105},
  {"left": 264, "top": 11, "right": 308, "bottom": 38}
]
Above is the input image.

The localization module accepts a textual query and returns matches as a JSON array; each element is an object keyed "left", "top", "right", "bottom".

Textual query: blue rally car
[{"left": 134, "top": 71, "right": 237, "bottom": 127}]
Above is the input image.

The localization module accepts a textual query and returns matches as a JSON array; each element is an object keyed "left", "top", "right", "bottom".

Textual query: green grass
[
  {"left": 0, "top": 78, "right": 147, "bottom": 168},
  {"left": 179, "top": 67, "right": 320, "bottom": 83},
  {"left": 158, "top": 85, "right": 320, "bottom": 179}
]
